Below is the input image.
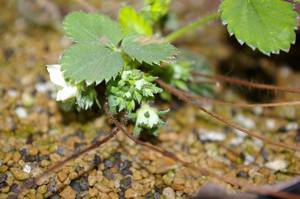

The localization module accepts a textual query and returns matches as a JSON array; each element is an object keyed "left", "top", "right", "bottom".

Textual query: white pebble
[
  {"left": 235, "top": 114, "right": 255, "bottom": 129},
  {"left": 23, "top": 164, "right": 31, "bottom": 174},
  {"left": 253, "top": 106, "right": 263, "bottom": 115},
  {"left": 7, "top": 89, "right": 18, "bottom": 97},
  {"left": 162, "top": 187, "right": 175, "bottom": 199},
  {"left": 244, "top": 154, "right": 255, "bottom": 165},
  {"left": 266, "top": 119, "right": 276, "bottom": 130},
  {"left": 265, "top": 160, "right": 287, "bottom": 171},
  {"left": 286, "top": 122, "right": 298, "bottom": 131},
  {"left": 35, "top": 82, "right": 54, "bottom": 93},
  {"left": 15, "top": 107, "right": 28, "bottom": 118},
  {"left": 198, "top": 130, "right": 225, "bottom": 142},
  {"left": 229, "top": 137, "right": 244, "bottom": 146}
]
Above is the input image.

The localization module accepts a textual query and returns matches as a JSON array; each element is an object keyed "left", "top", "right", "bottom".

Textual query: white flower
[
  {"left": 46, "top": 64, "right": 78, "bottom": 101},
  {"left": 136, "top": 104, "right": 160, "bottom": 128}
]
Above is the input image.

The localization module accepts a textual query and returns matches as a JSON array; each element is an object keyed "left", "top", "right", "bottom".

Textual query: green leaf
[
  {"left": 142, "top": 0, "right": 171, "bottom": 23},
  {"left": 119, "top": 6, "right": 153, "bottom": 36},
  {"left": 220, "top": 0, "right": 297, "bottom": 55},
  {"left": 63, "top": 12, "right": 123, "bottom": 45},
  {"left": 61, "top": 44, "right": 124, "bottom": 84},
  {"left": 121, "top": 35, "right": 177, "bottom": 65}
]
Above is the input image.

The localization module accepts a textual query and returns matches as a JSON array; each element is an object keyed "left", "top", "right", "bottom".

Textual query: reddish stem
[{"left": 192, "top": 72, "right": 300, "bottom": 94}]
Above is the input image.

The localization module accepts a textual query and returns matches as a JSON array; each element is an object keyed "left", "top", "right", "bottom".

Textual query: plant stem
[{"left": 165, "top": 11, "right": 220, "bottom": 43}]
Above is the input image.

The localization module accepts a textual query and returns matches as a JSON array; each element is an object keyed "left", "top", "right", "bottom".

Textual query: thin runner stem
[
  {"left": 185, "top": 92, "right": 300, "bottom": 108},
  {"left": 192, "top": 72, "right": 300, "bottom": 94},
  {"left": 156, "top": 79, "right": 300, "bottom": 152},
  {"left": 165, "top": 11, "right": 220, "bottom": 43}
]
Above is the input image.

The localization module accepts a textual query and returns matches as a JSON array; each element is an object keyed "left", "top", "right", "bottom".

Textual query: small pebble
[
  {"left": 9, "top": 183, "right": 20, "bottom": 193},
  {"left": 236, "top": 171, "right": 249, "bottom": 178},
  {"left": 162, "top": 187, "right": 175, "bottom": 199},
  {"left": 23, "top": 164, "right": 31, "bottom": 174},
  {"left": 56, "top": 147, "right": 65, "bottom": 156},
  {"left": 198, "top": 130, "right": 225, "bottom": 142},
  {"left": 265, "top": 119, "right": 275, "bottom": 130},
  {"left": 119, "top": 177, "right": 132, "bottom": 191},
  {"left": 47, "top": 178, "right": 57, "bottom": 193},
  {"left": 7, "top": 89, "right": 18, "bottom": 97},
  {"left": 10, "top": 168, "right": 29, "bottom": 181},
  {"left": 15, "top": 106, "right": 28, "bottom": 119},
  {"left": 60, "top": 186, "right": 76, "bottom": 199},
  {"left": 104, "top": 159, "right": 114, "bottom": 169},
  {"left": 0, "top": 174, "right": 7, "bottom": 184},
  {"left": 244, "top": 154, "right": 255, "bottom": 165},
  {"left": 286, "top": 122, "right": 298, "bottom": 131},
  {"left": 93, "top": 155, "right": 101, "bottom": 166},
  {"left": 235, "top": 114, "right": 255, "bottom": 129},
  {"left": 103, "top": 169, "right": 114, "bottom": 180},
  {"left": 265, "top": 160, "right": 287, "bottom": 171}
]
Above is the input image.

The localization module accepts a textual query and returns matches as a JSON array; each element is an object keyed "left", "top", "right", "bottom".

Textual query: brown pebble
[
  {"left": 0, "top": 165, "right": 8, "bottom": 173},
  {"left": 108, "top": 192, "right": 118, "bottom": 199},
  {"left": 125, "top": 188, "right": 138, "bottom": 198},
  {"left": 94, "top": 183, "right": 110, "bottom": 193},
  {"left": 57, "top": 171, "right": 67, "bottom": 182},
  {"left": 88, "top": 188, "right": 98, "bottom": 197},
  {"left": 37, "top": 185, "right": 47, "bottom": 194},
  {"left": 1, "top": 186, "right": 10, "bottom": 193},
  {"left": 132, "top": 170, "right": 142, "bottom": 181},
  {"left": 13, "top": 152, "right": 21, "bottom": 162},
  {"left": 60, "top": 186, "right": 76, "bottom": 199},
  {"left": 28, "top": 147, "right": 38, "bottom": 156},
  {"left": 50, "top": 154, "right": 60, "bottom": 162},
  {"left": 88, "top": 175, "right": 97, "bottom": 186},
  {"left": 10, "top": 168, "right": 30, "bottom": 181},
  {"left": 69, "top": 171, "right": 78, "bottom": 179},
  {"left": 40, "top": 160, "right": 50, "bottom": 168}
]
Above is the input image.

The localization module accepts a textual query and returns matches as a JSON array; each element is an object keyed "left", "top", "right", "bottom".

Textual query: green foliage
[
  {"left": 63, "top": 12, "right": 123, "bottom": 45},
  {"left": 107, "top": 69, "right": 162, "bottom": 114},
  {"left": 49, "top": 0, "right": 300, "bottom": 138},
  {"left": 119, "top": 6, "right": 153, "bottom": 36},
  {"left": 122, "top": 34, "right": 176, "bottom": 65},
  {"left": 61, "top": 12, "right": 176, "bottom": 86},
  {"left": 76, "top": 86, "right": 97, "bottom": 110},
  {"left": 220, "top": 0, "right": 297, "bottom": 55},
  {"left": 178, "top": 50, "right": 214, "bottom": 97},
  {"left": 60, "top": 43, "right": 124, "bottom": 84},
  {"left": 142, "top": 0, "right": 171, "bottom": 23}
]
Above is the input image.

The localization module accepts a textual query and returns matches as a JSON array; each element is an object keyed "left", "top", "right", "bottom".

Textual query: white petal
[
  {"left": 46, "top": 64, "right": 67, "bottom": 87},
  {"left": 56, "top": 85, "right": 77, "bottom": 101}
]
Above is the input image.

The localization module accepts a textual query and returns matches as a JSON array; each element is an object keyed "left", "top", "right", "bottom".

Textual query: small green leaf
[
  {"left": 142, "top": 0, "right": 171, "bottom": 23},
  {"left": 63, "top": 12, "right": 123, "bottom": 45},
  {"left": 119, "top": 6, "right": 153, "bottom": 36},
  {"left": 61, "top": 44, "right": 124, "bottom": 84},
  {"left": 76, "top": 87, "right": 97, "bottom": 110},
  {"left": 121, "top": 35, "right": 177, "bottom": 65},
  {"left": 220, "top": 0, "right": 297, "bottom": 55}
]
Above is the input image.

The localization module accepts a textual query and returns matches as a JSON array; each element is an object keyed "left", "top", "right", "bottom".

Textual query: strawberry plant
[{"left": 47, "top": 0, "right": 299, "bottom": 138}]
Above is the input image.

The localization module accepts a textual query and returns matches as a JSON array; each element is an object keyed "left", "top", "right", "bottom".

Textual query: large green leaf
[
  {"left": 119, "top": 6, "right": 153, "bottom": 36},
  {"left": 61, "top": 44, "right": 124, "bottom": 84},
  {"left": 220, "top": 0, "right": 297, "bottom": 55},
  {"left": 121, "top": 35, "right": 177, "bottom": 65},
  {"left": 63, "top": 12, "right": 123, "bottom": 45}
]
